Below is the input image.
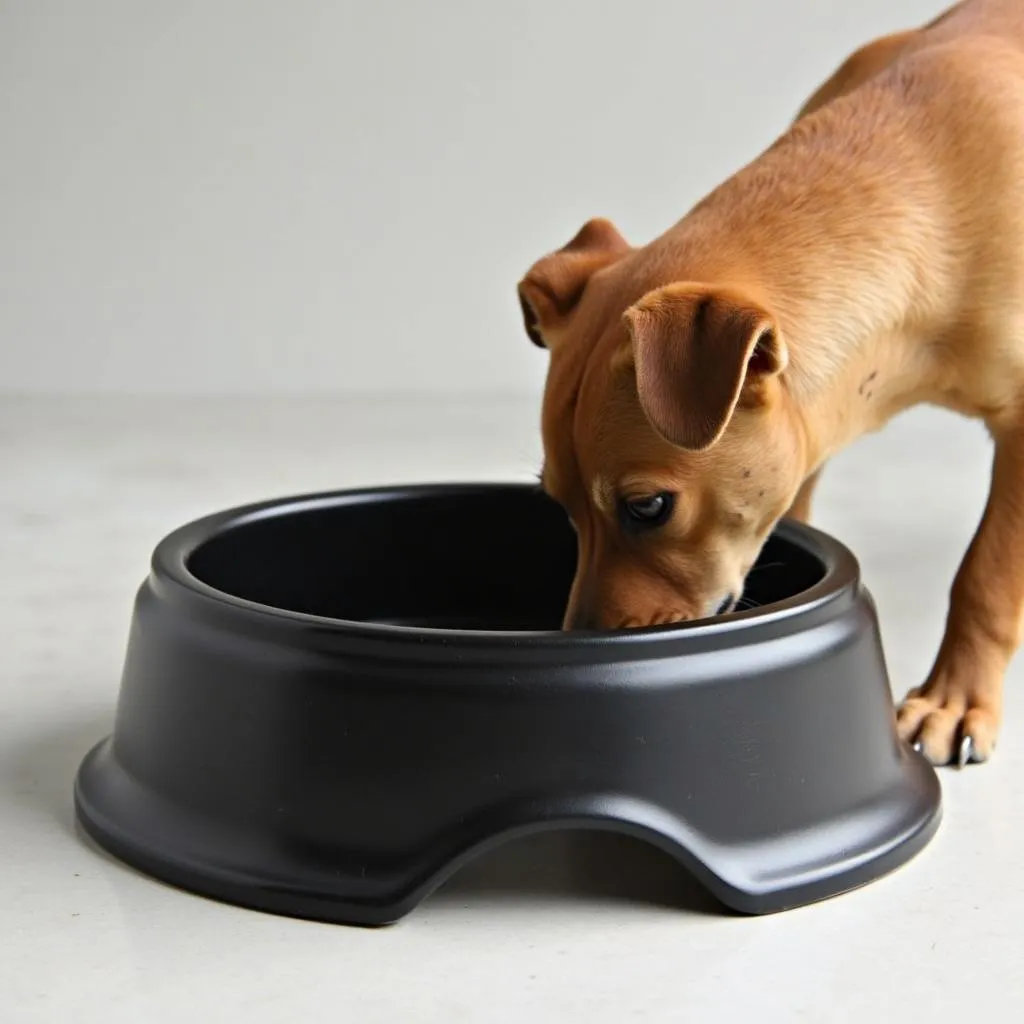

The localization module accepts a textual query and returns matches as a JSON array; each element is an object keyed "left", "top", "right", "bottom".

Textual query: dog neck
[{"left": 652, "top": 91, "right": 953, "bottom": 472}]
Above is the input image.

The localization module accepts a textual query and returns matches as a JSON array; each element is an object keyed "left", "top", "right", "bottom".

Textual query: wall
[{"left": 0, "top": 0, "right": 943, "bottom": 394}]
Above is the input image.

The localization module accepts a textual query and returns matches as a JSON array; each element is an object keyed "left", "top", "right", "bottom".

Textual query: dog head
[{"left": 519, "top": 218, "right": 809, "bottom": 629}]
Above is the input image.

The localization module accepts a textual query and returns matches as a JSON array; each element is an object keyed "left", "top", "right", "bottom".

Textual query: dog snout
[
  {"left": 565, "top": 586, "right": 737, "bottom": 631},
  {"left": 562, "top": 591, "right": 598, "bottom": 631},
  {"left": 564, "top": 610, "right": 598, "bottom": 631}
]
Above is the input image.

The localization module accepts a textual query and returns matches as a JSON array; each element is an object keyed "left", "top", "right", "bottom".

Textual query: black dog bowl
[{"left": 75, "top": 483, "right": 940, "bottom": 924}]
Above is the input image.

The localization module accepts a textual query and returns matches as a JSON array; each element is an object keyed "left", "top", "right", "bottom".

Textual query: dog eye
[{"left": 621, "top": 492, "right": 675, "bottom": 528}]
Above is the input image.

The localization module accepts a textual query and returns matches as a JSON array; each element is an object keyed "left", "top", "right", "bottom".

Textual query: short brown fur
[{"left": 518, "top": 0, "right": 1024, "bottom": 766}]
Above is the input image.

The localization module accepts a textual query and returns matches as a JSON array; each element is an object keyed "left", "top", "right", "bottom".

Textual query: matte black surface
[{"left": 75, "top": 483, "right": 941, "bottom": 924}]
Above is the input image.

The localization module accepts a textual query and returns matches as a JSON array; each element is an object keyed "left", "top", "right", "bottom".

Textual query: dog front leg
[{"left": 897, "top": 422, "right": 1024, "bottom": 766}]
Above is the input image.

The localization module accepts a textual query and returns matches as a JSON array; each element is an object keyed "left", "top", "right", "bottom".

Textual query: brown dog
[{"left": 518, "top": 0, "right": 1024, "bottom": 768}]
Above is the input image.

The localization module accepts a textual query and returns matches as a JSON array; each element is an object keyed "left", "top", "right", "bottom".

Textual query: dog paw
[{"left": 896, "top": 686, "right": 999, "bottom": 768}]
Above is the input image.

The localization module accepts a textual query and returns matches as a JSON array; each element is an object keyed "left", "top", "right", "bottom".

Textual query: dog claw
[{"left": 958, "top": 735, "right": 973, "bottom": 769}]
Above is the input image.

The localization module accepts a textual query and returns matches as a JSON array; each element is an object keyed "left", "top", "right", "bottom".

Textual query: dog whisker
[{"left": 746, "top": 561, "right": 787, "bottom": 576}]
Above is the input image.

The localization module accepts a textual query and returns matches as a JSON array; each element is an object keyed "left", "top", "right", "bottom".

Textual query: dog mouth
[{"left": 607, "top": 591, "right": 757, "bottom": 630}]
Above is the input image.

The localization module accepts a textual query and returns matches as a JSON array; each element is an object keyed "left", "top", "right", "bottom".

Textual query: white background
[
  {"left": 1, "top": 0, "right": 942, "bottom": 396},
  {"left": 8, "top": 5, "right": 1024, "bottom": 1021}
]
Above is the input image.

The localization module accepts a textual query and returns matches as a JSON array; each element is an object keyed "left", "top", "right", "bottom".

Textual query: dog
[{"left": 517, "top": 0, "right": 1024, "bottom": 769}]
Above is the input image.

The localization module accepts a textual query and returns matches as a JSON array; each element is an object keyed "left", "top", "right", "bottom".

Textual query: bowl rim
[{"left": 149, "top": 481, "right": 862, "bottom": 649}]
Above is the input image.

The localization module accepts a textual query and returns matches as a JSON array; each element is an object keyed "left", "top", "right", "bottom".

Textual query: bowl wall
[{"left": 74, "top": 484, "right": 941, "bottom": 924}]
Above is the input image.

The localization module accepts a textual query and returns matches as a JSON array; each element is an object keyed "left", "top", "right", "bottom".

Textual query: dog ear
[
  {"left": 518, "top": 218, "right": 630, "bottom": 349},
  {"left": 623, "top": 283, "right": 787, "bottom": 451}
]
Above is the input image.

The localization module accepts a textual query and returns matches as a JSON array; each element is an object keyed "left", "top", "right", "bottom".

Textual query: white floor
[{"left": 3, "top": 395, "right": 1024, "bottom": 1023}]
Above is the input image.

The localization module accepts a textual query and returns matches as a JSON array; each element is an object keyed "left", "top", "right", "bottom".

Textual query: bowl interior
[{"left": 185, "top": 487, "right": 827, "bottom": 630}]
